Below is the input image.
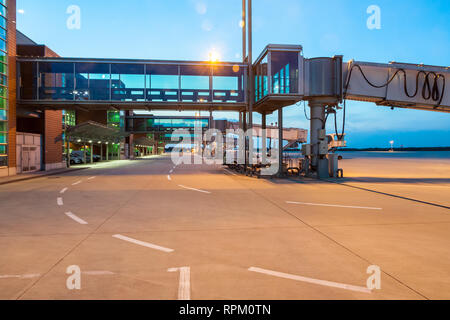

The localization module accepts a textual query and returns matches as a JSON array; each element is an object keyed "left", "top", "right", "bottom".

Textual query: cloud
[
  {"left": 201, "top": 19, "right": 213, "bottom": 32},
  {"left": 195, "top": 2, "right": 207, "bottom": 15}
]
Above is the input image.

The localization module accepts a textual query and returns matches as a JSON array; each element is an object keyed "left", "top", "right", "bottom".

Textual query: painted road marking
[
  {"left": 83, "top": 271, "right": 115, "bottom": 276},
  {"left": 178, "top": 185, "right": 211, "bottom": 194},
  {"left": 60, "top": 187, "right": 68, "bottom": 194},
  {"left": 223, "top": 168, "right": 237, "bottom": 176},
  {"left": 168, "top": 267, "right": 191, "bottom": 300},
  {"left": 286, "top": 201, "right": 382, "bottom": 211},
  {"left": 0, "top": 274, "right": 40, "bottom": 279},
  {"left": 88, "top": 176, "right": 96, "bottom": 180},
  {"left": 57, "top": 197, "right": 64, "bottom": 206},
  {"left": 113, "top": 234, "right": 174, "bottom": 253},
  {"left": 248, "top": 267, "right": 371, "bottom": 294},
  {"left": 168, "top": 175, "right": 172, "bottom": 181},
  {"left": 72, "top": 180, "right": 82, "bottom": 186},
  {"left": 65, "top": 212, "right": 88, "bottom": 225}
]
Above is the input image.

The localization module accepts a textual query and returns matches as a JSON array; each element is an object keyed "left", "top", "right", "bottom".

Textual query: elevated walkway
[{"left": 18, "top": 57, "right": 248, "bottom": 112}]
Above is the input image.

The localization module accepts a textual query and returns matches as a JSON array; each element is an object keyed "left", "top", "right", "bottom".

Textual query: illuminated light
[
  {"left": 106, "top": 142, "right": 109, "bottom": 145},
  {"left": 77, "top": 139, "right": 81, "bottom": 143},
  {"left": 208, "top": 49, "right": 221, "bottom": 63},
  {"left": 239, "top": 20, "right": 245, "bottom": 28},
  {"left": 98, "top": 141, "right": 101, "bottom": 144},
  {"left": 89, "top": 140, "right": 92, "bottom": 144},
  {"left": 232, "top": 65, "right": 240, "bottom": 73}
]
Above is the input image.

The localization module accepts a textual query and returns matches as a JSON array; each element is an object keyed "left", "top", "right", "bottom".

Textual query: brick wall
[
  {"left": 7, "top": 0, "right": 17, "bottom": 170},
  {"left": 44, "top": 110, "right": 62, "bottom": 165}
]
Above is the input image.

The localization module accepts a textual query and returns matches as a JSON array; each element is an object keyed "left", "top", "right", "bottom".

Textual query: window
[
  {"left": 0, "top": 0, "right": 5, "bottom": 168},
  {"left": 107, "top": 111, "right": 121, "bottom": 129},
  {"left": 62, "top": 110, "right": 76, "bottom": 127},
  {"left": 39, "top": 62, "right": 74, "bottom": 100}
]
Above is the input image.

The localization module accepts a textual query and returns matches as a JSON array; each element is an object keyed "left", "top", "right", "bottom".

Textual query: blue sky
[{"left": 16, "top": 0, "right": 450, "bottom": 148}]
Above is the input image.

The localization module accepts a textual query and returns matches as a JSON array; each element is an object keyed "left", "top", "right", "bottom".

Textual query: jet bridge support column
[
  {"left": 277, "top": 107, "right": 283, "bottom": 177},
  {"left": 309, "top": 100, "right": 328, "bottom": 179}
]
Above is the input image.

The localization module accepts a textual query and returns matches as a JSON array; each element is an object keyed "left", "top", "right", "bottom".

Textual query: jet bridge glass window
[
  {"left": 19, "top": 61, "right": 38, "bottom": 100},
  {"left": 111, "top": 64, "right": 145, "bottom": 101},
  {"left": 146, "top": 64, "right": 179, "bottom": 102},
  {"left": 39, "top": 62, "right": 75, "bottom": 100},
  {"left": 75, "top": 63, "right": 110, "bottom": 101},
  {"left": 180, "top": 65, "right": 211, "bottom": 103},
  {"left": 270, "top": 51, "right": 299, "bottom": 94},
  {"left": 212, "top": 64, "right": 245, "bottom": 103},
  {"left": 254, "top": 46, "right": 302, "bottom": 104}
]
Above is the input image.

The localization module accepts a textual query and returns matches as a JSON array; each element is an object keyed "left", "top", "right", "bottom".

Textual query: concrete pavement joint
[
  {"left": 229, "top": 175, "right": 429, "bottom": 299},
  {"left": 14, "top": 163, "right": 159, "bottom": 300},
  {"left": 286, "top": 201, "right": 382, "bottom": 211},
  {"left": 324, "top": 179, "right": 450, "bottom": 211}
]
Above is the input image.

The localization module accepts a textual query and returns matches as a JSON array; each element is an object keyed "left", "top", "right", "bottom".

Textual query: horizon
[{"left": 15, "top": 0, "right": 450, "bottom": 148}]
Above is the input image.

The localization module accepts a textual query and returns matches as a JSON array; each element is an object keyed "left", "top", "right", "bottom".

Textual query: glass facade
[
  {"left": 62, "top": 110, "right": 76, "bottom": 127},
  {"left": 126, "top": 117, "right": 209, "bottom": 133},
  {"left": 0, "top": 0, "right": 7, "bottom": 167},
  {"left": 19, "top": 60, "right": 247, "bottom": 104},
  {"left": 253, "top": 46, "right": 302, "bottom": 104},
  {"left": 107, "top": 111, "right": 121, "bottom": 129}
]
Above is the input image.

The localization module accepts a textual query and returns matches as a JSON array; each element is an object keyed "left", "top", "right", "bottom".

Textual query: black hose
[{"left": 344, "top": 64, "right": 446, "bottom": 106}]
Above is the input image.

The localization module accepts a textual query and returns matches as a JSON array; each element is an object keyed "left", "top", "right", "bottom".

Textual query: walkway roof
[{"left": 63, "top": 121, "right": 129, "bottom": 144}]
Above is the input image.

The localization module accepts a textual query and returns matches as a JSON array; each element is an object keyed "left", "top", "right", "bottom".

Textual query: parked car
[{"left": 69, "top": 151, "right": 101, "bottom": 164}]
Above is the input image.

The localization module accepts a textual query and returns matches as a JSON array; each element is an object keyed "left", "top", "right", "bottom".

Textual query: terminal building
[{"left": 0, "top": 0, "right": 308, "bottom": 177}]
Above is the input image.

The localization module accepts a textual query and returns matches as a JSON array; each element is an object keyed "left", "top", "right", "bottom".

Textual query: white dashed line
[
  {"left": 168, "top": 175, "right": 172, "bottom": 181},
  {"left": 60, "top": 187, "right": 68, "bottom": 194},
  {"left": 0, "top": 274, "right": 40, "bottom": 279},
  {"left": 72, "top": 181, "right": 82, "bottom": 186},
  {"left": 65, "top": 212, "right": 88, "bottom": 225},
  {"left": 57, "top": 197, "right": 64, "bottom": 206},
  {"left": 168, "top": 267, "right": 191, "bottom": 300},
  {"left": 112, "top": 234, "right": 174, "bottom": 253},
  {"left": 286, "top": 201, "right": 382, "bottom": 211},
  {"left": 223, "top": 168, "right": 237, "bottom": 176},
  {"left": 83, "top": 271, "right": 115, "bottom": 276},
  {"left": 178, "top": 185, "right": 211, "bottom": 194},
  {"left": 88, "top": 176, "right": 96, "bottom": 180},
  {"left": 248, "top": 267, "right": 371, "bottom": 294}
]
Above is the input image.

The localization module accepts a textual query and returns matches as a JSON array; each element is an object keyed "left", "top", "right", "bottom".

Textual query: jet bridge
[{"left": 298, "top": 56, "right": 449, "bottom": 178}]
